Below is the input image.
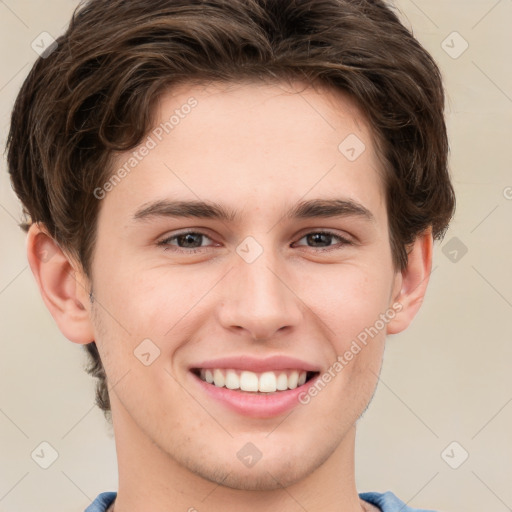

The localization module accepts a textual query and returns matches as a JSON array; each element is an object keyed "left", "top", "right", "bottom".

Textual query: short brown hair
[{"left": 6, "top": 0, "right": 456, "bottom": 420}]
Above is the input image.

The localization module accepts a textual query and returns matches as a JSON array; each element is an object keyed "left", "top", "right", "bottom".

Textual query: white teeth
[
  {"left": 258, "top": 371, "right": 276, "bottom": 392},
  {"left": 240, "top": 371, "right": 259, "bottom": 392},
  {"left": 213, "top": 369, "right": 225, "bottom": 387},
  {"left": 198, "top": 368, "right": 310, "bottom": 392},
  {"left": 288, "top": 370, "right": 299, "bottom": 389},
  {"left": 225, "top": 369, "right": 239, "bottom": 390},
  {"left": 276, "top": 372, "right": 288, "bottom": 390}
]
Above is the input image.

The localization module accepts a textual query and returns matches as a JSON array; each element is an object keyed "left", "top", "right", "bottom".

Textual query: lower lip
[{"left": 189, "top": 371, "right": 320, "bottom": 418}]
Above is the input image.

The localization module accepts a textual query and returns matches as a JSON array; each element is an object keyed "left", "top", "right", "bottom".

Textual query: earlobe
[
  {"left": 26, "top": 223, "right": 94, "bottom": 344},
  {"left": 386, "top": 228, "right": 433, "bottom": 335}
]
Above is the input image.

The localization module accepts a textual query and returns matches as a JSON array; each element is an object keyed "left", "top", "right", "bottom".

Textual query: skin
[{"left": 27, "top": 80, "right": 432, "bottom": 512}]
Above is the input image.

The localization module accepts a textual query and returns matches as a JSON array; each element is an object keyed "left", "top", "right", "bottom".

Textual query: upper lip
[{"left": 190, "top": 355, "right": 322, "bottom": 373}]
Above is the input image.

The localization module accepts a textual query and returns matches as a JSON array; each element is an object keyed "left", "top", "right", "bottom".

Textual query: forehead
[
  {"left": 101, "top": 80, "right": 387, "bottom": 228},
  {"left": 155, "top": 79, "right": 377, "bottom": 155}
]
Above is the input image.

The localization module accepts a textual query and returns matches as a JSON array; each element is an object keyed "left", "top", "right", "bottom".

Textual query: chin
[{"left": 183, "top": 448, "right": 316, "bottom": 491}]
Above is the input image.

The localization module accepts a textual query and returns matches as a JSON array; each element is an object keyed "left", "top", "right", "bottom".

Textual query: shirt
[{"left": 84, "top": 490, "right": 438, "bottom": 511}]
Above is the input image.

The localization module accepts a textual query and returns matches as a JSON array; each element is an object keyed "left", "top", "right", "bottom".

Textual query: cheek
[
  {"left": 302, "top": 261, "right": 393, "bottom": 341},
  {"left": 95, "top": 261, "right": 188, "bottom": 331},
  {"left": 129, "top": 268, "right": 212, "bottom": 336}
]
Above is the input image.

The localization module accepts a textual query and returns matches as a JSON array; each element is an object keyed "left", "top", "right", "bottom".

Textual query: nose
[{"left": 217, "top": 246, "right": 303, "bottom": 341}]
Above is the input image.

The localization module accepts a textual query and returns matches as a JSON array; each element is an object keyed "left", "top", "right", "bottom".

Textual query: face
[{"left": 88, "top": 80, "right": 402, "bottom": 490}]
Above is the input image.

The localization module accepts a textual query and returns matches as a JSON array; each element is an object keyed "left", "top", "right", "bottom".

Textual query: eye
[
  {"left": 294, "top": 231, "right": 353, "bottom": 251},
  {"left": 157, "top": 229, "right": 353, "bottom": 254},
  {"left": 157, "top": 231, "right": 215, "bottom": 253}
]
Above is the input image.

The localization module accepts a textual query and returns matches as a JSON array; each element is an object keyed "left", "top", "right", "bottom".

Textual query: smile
[
  {"left": 192, "top": 368, "right": 319, "bottom": 393},
  {"left": 189, "top": 367, "right": 321, "bottom": 418}
]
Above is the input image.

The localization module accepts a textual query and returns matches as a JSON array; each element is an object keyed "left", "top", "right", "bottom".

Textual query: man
[{"left": 6, "top": 0, "right": 455, "bottom": 510}]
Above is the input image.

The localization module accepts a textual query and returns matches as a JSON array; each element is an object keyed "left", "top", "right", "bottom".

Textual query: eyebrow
[{"left": 132, "top": 198, "right": 375, "bottom": 224}]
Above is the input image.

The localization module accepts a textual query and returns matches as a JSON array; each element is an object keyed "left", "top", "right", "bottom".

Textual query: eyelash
[{"left": 156, "top": 230, "right": 354, "bottom": 254}]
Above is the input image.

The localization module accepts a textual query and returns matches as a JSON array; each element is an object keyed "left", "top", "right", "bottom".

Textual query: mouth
[{"left": 190, "top": 368, "right": 320, "bottom": 394}]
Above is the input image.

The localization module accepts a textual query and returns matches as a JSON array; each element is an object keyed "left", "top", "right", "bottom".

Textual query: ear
[
  {"left": 386, "top": 228, "right": 433, "bottom": 335},
  {"left": 26, "top": 223, "right": 94, "bottom": 344}
]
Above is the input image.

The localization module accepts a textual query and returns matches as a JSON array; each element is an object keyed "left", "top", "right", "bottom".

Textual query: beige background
[{"left": 1, "top": 1, "right": 511, "bottom": 511}]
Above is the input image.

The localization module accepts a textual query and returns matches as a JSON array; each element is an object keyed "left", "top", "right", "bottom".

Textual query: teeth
[
  {"left": 198, "top": 368, "right": 309, "bottom": 392},
  {"left": 225, "top": 369, "right": 240, "bottom": 390},
  {"left": 288, "top": 370, "right": 299, "bottom": 389},
  {"left": 213, "top": 369, "right": 225, "bottom": 387},
  {"left": 259, "top": 371, "right": 276, "bottom": 392},
  {"left": 276, "top": 372, "right": 288, "bottom": 390},
  {"left": 240, "top": 371, "right": 259, "bottom": 391},
  {"left": 205, "top": 369, "right": 214, "bottom": 384}
]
